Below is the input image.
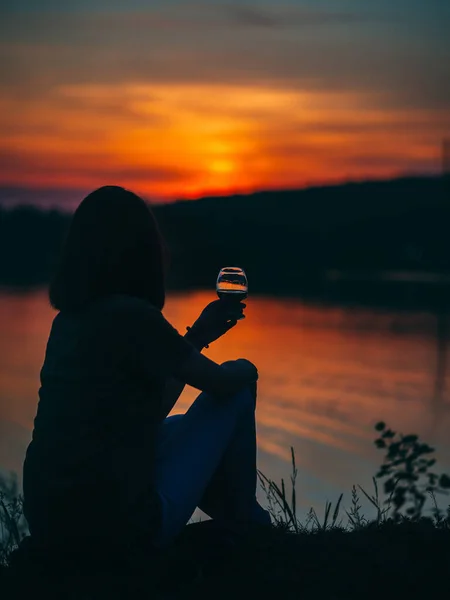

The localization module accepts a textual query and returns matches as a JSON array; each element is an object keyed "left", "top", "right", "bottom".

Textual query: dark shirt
[{"left": 23, "top": 294, "right": 194, "bottom": 545}]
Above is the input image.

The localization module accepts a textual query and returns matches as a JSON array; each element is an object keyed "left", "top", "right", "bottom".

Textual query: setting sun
[
  {"left": 0, "top": 81, "right": 445, "bottom": 203},
  {"left": 0, "top": 1, "right": 448, "bottom": 207},
  {"left": 209, "top": 159, "right": 235, "bottom": 174}
]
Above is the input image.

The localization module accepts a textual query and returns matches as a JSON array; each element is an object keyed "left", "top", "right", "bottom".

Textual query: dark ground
[{"left": 2, "top": 518, "right": 449, "bottom": 600}]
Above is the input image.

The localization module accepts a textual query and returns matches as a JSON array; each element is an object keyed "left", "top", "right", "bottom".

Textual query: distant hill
[{"left": 1, "top": 176, "right": 449, "bottom": 306}]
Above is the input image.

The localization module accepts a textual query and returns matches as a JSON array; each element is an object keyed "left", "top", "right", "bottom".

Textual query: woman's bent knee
[{"left": 231, "top": 385, "right": 256, "bottom": 411}]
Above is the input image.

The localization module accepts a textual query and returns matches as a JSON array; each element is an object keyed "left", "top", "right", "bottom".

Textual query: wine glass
[{"left": 216, "top": 267, "right": 248, "bottom": 304}]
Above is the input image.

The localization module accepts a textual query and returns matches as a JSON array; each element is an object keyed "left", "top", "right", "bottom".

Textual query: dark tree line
[{"left": 0, "top": 176, "right": 448, "bottom": 307}]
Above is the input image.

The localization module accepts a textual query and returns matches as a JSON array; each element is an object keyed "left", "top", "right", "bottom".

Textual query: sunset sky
[{"left": 1, "top": 0, "right": 449, "bottom": 208}]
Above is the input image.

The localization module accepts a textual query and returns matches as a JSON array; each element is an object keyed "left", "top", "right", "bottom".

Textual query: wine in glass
[{"left": 216, "top": 267, "right": 248, "bottom": 303}]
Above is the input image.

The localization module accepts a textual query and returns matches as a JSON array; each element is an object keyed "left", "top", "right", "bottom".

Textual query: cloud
[
  {"left": 224, "top": 3, "right": 366, "bottom": 29},
  {"left": 0, "top": 2, "right": 448, "bottom": 198},
  {"left": 225, "top": 5, "right": 283, "bottom": 29},
  {"left": 0, "top": 80, "right": 445, "bottom": 200},
  {"left": 0, "top": 3, "right": 372, "bottom": 38},
  {"left": 0, "top": 3, "right": 448, "bottom": 113},
  {"left": 0, "top": 149, "right": 193, "bottom": 185},
  {"left": 0, "top": 186, "right": 86, "bottom": 211}
]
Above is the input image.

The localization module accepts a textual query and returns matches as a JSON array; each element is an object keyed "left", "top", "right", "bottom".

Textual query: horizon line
[{"left": 0, "top": 171, "right": 444, "bottom": 214}]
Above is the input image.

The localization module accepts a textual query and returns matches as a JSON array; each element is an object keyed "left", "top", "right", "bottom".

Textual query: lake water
[{"left": 1, "top": 289, "right": 450, "bottom": 520}]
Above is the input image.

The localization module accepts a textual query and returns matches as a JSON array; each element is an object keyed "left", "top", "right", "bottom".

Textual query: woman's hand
[{"left": 187, "top": 299, "right": 246, "bottom": 347}]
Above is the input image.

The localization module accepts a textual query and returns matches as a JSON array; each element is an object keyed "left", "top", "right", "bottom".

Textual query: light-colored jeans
[{"left": 153, "top": 386, "right": 271, "bottom": 547}]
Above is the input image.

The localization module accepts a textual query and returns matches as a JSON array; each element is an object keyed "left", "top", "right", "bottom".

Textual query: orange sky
[{"left": 1, "top": 2, "right": 449, "bottom": 206}]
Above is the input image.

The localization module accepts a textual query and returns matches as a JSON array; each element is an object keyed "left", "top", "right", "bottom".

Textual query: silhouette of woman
[{"left": 23, "top": 186, "right": 270, "bottom": 554}]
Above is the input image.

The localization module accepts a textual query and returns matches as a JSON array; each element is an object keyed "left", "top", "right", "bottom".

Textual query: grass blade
[
  {"left": 332, "top": 494, "right": 343, "bottom": 526},
  {"left": 357, "top": 485, "right": 379, "bottom": 510}
]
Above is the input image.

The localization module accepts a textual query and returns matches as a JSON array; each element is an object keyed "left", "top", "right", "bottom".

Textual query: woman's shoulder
[{"left": 95, "top": 294, "right": 161, "bottom": 319}]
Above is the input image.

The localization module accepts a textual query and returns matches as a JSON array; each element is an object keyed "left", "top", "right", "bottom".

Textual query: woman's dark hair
[{"left": 49, "top": 186, "right": 167, "bottom": 312}]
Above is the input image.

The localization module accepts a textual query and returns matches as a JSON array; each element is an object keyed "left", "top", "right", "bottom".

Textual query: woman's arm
[
  {"left": 160, "top": 328, "right": 207, "bottom": 419},
  {"left": 124, "top": 297, "right": 256, "bottom": 415},
  {"left": 174, "top": 351, "right": 258, "bottom": 399},
  {"left": 161, "top": 350, "right": 258, "bottom": 419}
]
